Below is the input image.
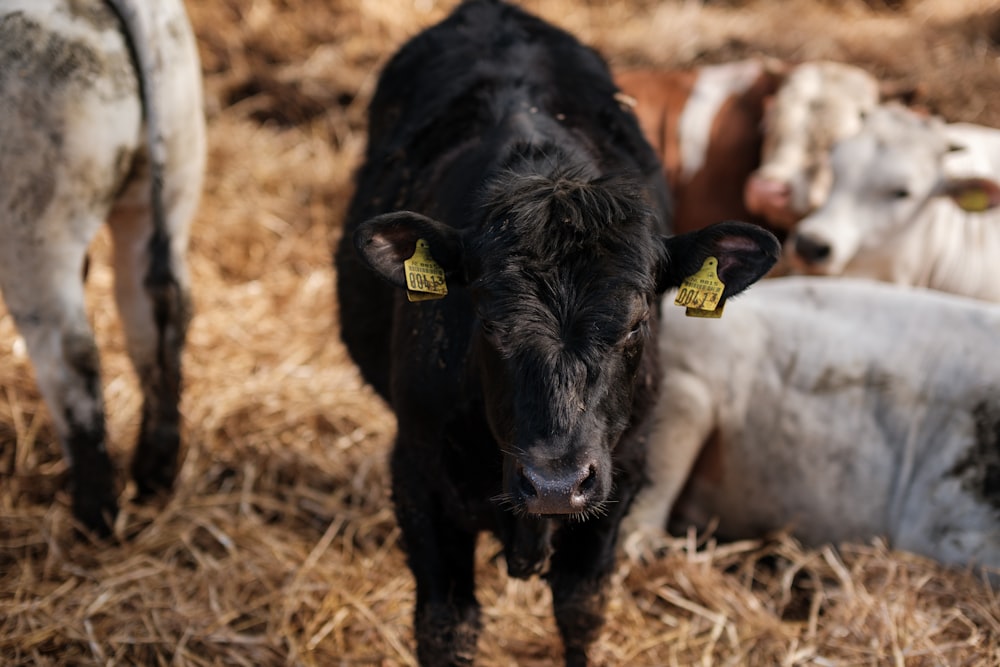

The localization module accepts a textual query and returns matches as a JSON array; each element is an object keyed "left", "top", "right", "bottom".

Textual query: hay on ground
[{"left": 2, "top": 1, "right": 999, "bottom": 665}]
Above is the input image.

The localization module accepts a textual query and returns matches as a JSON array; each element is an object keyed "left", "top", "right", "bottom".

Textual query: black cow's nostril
[
  {"left": 795, "top": 234, "right": 832, "bottom": 264},
  {"left": 516, "top": 463, "right": 537, "bottom": 499},
  {"left": 577, "top": 464, "right": 597, "bottom": 494}
]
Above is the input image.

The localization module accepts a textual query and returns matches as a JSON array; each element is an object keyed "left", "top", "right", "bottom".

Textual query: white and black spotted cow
[{"left": 0, "top": 0, "right": 205, "bottom": 535}]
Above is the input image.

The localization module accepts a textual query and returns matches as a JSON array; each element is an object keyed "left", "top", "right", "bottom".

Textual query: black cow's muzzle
[{"left": 509, "top": 456, "right": 606, "bottom": 516}]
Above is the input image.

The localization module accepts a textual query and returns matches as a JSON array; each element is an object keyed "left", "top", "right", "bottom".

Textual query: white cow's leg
[
  {"left": 108, "top": 188, "right": 193, "bottom": 500},
  {"left": 620, "top": 372, "right": 715, "bottom": 561},
  {"left": 0, "top": 240, "right": 115, "bottom": 534}
]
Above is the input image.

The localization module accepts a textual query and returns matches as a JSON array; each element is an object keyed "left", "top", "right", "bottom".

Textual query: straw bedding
[{"left": 1, "top": 0, "right": 999, "bottom": 664}]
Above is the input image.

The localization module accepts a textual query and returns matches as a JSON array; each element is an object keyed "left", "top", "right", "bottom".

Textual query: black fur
[{"left": 335, "top": 1, "right": 779, "bottom": 664}]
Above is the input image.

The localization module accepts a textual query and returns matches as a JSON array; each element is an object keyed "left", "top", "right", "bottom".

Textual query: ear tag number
[
  {"left": 404, "top": 239, "right": 448, "bottom": 302},
  {"left": 674, "top": 256, "right": 725, "bottom": 319}
]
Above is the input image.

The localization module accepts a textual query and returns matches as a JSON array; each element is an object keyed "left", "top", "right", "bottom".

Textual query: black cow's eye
[
  {"left": 479, "top": 315, "right": 498, "bottom": 339},
  {"left": 625, "top": 312, "right": 649, "bottom": 343}
]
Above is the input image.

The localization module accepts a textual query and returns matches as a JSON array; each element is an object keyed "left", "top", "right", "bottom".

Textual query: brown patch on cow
[
  {"left": 616, "top": 63, "right": 786, "bottom": 237},
  {"left": 666, "top": 427, "right": 726, "bottom": 528},
  {"left": 676, "top": 66, "right": 786, "bottom": 237},
  {"left": 689, "top": 426, "right": 726, "bottom": 485},
  {"left": 614, "top": 69, "right": 697, "bottom": 190},
  {"left": 949, "top": 401, "right": 1000, "bottom": 513}
]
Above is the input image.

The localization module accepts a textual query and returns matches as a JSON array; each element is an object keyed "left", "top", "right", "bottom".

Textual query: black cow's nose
[
  {"left": 515, "top": 461, "right": 599, "bottom": 515},
  {"left": 794, "top": 234, "right": 832, "bottom": 264}
]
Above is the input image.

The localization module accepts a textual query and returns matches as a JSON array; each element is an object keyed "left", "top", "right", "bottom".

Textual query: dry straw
[{"left": 2, "top": 0, "right": 999, "bottom": 665}]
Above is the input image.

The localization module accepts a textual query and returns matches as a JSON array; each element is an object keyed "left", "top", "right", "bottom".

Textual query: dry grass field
[{"left": 2, "top": 0, "right": 1000, "bottom": 665}]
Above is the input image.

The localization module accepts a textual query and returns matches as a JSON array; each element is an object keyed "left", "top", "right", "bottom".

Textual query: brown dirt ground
[{"left": 2, "top": 0, "right": 1000, "bottom": 665}]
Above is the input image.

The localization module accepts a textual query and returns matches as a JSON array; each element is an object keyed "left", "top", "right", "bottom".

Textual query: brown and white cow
[
  {"left": 0, "top": 0, "right": 206, "bottom": 535},
  {"left": 743, "top": 61, "right": 884, "bottom": 228},
  {"left": 615, "top": 59, "right": 787, "bottom": 237},
  {"left": 623, "top": 276, "right": 1000, "bottom": 578},
  {"left": 617, "top": 60, "right": 904, "bottom": 240}
]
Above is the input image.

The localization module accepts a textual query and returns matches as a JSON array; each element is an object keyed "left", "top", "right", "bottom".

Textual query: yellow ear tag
[
  {"left": 404, "top": 239, "right": 448, "bottom": 302},
  {"left": 955, "top": 187, "right": 992, "bottom": 213},
  {"left": 674, "top": 256, "right": 725, "bottom": 319}
]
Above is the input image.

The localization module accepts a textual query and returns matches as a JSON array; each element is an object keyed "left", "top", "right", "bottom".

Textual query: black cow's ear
[
  {"left": 656, "top": 221, "right": 780, "bottom": 297},
  {"left": 354, "top": 211, "right": 466, "bottom": 289}
]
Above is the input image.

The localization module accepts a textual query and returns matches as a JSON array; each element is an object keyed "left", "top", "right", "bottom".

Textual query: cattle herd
[{"left": 2, "top": 0, "right": 1000, "bottom": 665}]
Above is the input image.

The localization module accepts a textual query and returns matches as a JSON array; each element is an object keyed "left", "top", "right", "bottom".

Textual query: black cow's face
[
  {"left": 473, "top": 268, "right": 653, "bottom": 519},
  {"left": 353, "top": 173, "right": 780, "bottom": 519}
]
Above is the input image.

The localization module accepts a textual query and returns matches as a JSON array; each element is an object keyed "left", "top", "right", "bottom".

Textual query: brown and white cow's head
[
  {"left": 744, "top": 61, "right": 882, "bottom": 229},
  {"left": 787, "top": 104, "right": 1000, "bottom": 276}
]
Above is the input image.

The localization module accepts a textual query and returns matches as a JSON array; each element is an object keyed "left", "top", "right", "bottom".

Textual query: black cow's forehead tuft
[
  {"left": 473, "top": 159, "right": 659, "bottom": 270},
  {"left": 468, "top": 154, "right": 659, "bottom": 362}
]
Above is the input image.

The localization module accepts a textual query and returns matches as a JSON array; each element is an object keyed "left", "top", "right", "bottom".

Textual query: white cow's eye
[{"left": 891, "top": 188, "right": 910, "bottom": 199}]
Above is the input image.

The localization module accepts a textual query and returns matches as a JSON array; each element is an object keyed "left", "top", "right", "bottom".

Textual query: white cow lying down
[
  {"left": 0, "top": 0, "right": 205, "bottom": 535},
  {"left": 623, "top": 277, "right": 1000, "bottom": 575}
]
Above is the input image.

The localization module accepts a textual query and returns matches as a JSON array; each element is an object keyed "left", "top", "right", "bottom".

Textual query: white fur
[
  {"left": 0, "top": 0, "right": 204, "bottom": 527},
  {"left": 677, "top": 59, "right": 765, "bottom": 180},
  {"left": 624, "top": 277, "right": 1000, "bottom": 576}
]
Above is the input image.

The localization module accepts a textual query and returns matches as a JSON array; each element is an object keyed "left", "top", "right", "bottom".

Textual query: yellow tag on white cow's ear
[
  {"left": 955, "top": 187, "right": 993, "bottom": 213},
  {"left": 945, "top": 178, "right": 1000, "bottom": 213},
  {"left": 675, "top": 256, "right": 725, "bottom": 318},
  {"left": 404, "top": 239, "right": 448, "bottom": 302}
]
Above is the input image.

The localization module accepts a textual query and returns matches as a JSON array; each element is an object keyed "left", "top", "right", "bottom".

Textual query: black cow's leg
[
  {"left": 498, "top": 512, "right": 554, "bottom": 579},
  {"left": 108, "top": 193, "right": 192, "bottom": 500},
  {"left": 547, "top": 518, "right": 618, "bottom": 667},
  {"left": 392, "top": 445, "right": 481, "bottom": 666},
  {"left": 548, "top": 461, "right": 642, "bottom": 667}
]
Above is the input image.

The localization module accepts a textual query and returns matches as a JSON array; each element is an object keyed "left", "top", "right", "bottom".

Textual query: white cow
[
  {"left": 0, "top": 0, "right": 206, "bottom": 535},
  {"left": 787, "top": 104, "right": 1000, "bottom": 301},
  {"left": 623, "top": 277, "right": 1000, "bottom": 575}
]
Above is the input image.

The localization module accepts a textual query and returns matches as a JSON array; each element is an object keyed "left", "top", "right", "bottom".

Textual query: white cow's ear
[{"left": 938, "top": 177, "right": 1000, "bottom": 213}]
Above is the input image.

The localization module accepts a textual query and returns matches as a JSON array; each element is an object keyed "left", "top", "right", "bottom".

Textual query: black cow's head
[{"left": 354, "top": 170, "right": 778, "bottom": 519}]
